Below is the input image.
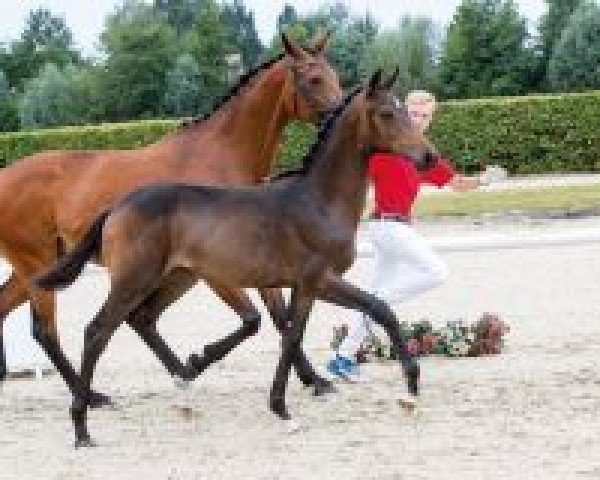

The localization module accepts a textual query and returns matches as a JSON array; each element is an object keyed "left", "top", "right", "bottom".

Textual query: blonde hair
[{"left": 405, "top": 90, "right": 437, "bottom": 113}]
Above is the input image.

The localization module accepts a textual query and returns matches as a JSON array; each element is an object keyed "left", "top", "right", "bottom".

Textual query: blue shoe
[
  {"left": 327, "top": 354, "right": 349, "bottom": 379},
  {"left": 327, "top": 354, "right": 360, "bottom": 381}
]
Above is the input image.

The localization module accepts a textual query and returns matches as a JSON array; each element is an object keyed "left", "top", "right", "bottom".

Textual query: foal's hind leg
[
  {"left": 259, "top": 288, "right": 335, "bottom": 396},
  {"left": 0, "top": 274, "right": 29, "bottom": 382},
  {"left": 186, "top": 282, "right": 262, "bottom": 378},
  {"left": 317, "top": 273, "right": 420, "bottom": 397}
]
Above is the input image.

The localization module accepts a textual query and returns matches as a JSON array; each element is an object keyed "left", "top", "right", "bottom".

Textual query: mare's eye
[
  {"left": 380, "top": 111, "right": 394, "bottom": 120},
  {"left": 309, "top": 77, "right": 323, "bottom": 86}
]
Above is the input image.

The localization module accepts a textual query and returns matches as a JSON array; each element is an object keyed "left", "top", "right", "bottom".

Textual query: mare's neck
[{"left": 160, "top": 60, "right": 295, "bottom": 182}]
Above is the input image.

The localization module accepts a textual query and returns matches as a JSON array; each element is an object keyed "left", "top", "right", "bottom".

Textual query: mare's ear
[
  {"left": 282, "top": 33, "right": 308, "bottom": 60},
  {"left": 309, "top": 29, "right": 331, "bottom": 54},
  {"left": 367, "top": 69, "right": 383, "bottom": 97}
]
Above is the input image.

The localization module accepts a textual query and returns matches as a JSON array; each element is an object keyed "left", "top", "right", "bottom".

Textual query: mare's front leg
[
  {"left": 186, "top": 282, "right": 262, "bottom": 376},
  {"left": 317, "top": 273, "right": 420, "bottom": 397},
  {"left": 269, "top": 287, "right": 314, "bottom": 422},
  {"left": 259, "top": 288, "right": 335, "bottom": 396}
]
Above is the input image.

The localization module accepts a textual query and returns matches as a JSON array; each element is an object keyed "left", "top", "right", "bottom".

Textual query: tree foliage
[
  {"left": 438, "top": 0, "right": 536, "bottom": 98},
  {"left": 0, "top": 8, "right": 80, "bottom": 91},
  {"left": 99, "top": 2, "right": 177, "bottom": 120},
  {"left": 183, "top": 0, "right": 234, "bottom": 111},
  {"left": 222, "top": 0, "right": 263, "bottom": 68},
  {"left": 163, "top": 53, "right": 206, "bottom": 116},
  {"left": 0, "top": 70, "right": 19, "bottom": 132},
  {"left": 364, "top": 16, "right": 437, "bottom": 97},
  {"left": 19, "top": 63, "right": 96, "bottom": 128},
  {"left": 547, "top": 1, "right": 600, "bottom": 92}
]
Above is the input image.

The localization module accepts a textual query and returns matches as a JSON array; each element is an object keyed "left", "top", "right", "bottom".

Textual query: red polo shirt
[{"left": 368, "top": 152, "right": 456, "bottom": 218}]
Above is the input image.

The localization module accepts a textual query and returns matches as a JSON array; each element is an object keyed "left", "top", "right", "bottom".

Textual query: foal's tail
[{"left": 35, "top": 211, "right": 110, "bottom": 291}]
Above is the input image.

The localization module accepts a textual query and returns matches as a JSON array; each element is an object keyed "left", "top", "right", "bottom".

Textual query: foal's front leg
[
  {"left": 259, "top": 288, "right": 335, "bottom": 396},
  {"left": 269, "top": 288, "right": 314, "bottom": 422}
]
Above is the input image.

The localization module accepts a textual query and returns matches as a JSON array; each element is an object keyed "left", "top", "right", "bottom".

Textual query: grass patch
[{"left": 412, "top": 184, "right": 600, "bottom": 218}]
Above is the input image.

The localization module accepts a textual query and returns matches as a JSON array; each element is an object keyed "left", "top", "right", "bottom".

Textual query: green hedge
[
  {"left": 0, "top": 120, "right": 178, "bottom": 168},
  {"left": 430, "top": 90, "right": 600, "bottom": 174},
  {"left": 1, "top": 90, "right": 600, "bottom": 174}
]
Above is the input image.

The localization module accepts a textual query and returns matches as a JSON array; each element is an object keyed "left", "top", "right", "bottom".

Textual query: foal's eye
[
  {"left": 380, "top": 111, "right": 394, "bottom": 120},
  {"left": 309, "top": 77, "right": 323, "bottom": 86}
]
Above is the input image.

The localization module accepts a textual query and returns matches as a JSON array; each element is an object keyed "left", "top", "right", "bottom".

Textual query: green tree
[
  {"left": 99, "top": 2, "right": 177, "bottom": 120},
  {"left": 19, "top": 63, "right": 95, "bottom": 128},
  {"left": 183, "top": 0, "right": 233, "bottom": 112},
  {"left": 1, "top": 8, "right": 80, "bottom": 91},
  {"left": 0, "top": 70, "right": 19, "bottom": 131},
  {"left": 163, "top": 53, "right": 206, "bottom": 116},
  {"left": 438, "top": 0, "right": 536, "bottom": 98},
  {"left": 538, "top": 0, "right": 583, "bottom": 63},
  {"left": 547, "top": 1, "right": 600, "bottom": 92},
  {"left": 364, "top": 16, "right": 437, "bottom": 97},
  {"left": 154, "top": 0, "right": 203, "bottom": 36},
  {"left": 329, "top": 14, "right": 379, "bottom": 88},
  {"left": 221, "top": 0, "right": 263, "bottom": 68}
]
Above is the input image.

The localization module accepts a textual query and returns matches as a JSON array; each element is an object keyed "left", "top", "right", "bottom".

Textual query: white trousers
[{"left": 338, "top": 220, "right": 448, "bottom": 357}]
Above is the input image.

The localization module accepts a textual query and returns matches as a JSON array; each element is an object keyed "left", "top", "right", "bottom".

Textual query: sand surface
[{"left": 1, "top": 218, "right": 600, "bottom": 479}]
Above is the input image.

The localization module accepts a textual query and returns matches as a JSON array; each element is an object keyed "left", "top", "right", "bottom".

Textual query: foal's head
[
  {"left": 280, "top": 31, "right": 343, "bottom": 123},
  {"left": 361, "top": 69, "right": 438, "bottom": 161}
]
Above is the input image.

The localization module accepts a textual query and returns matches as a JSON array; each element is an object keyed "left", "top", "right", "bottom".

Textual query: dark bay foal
[{"left": 36, "top": 70, "right": 436, "bottom": 447}]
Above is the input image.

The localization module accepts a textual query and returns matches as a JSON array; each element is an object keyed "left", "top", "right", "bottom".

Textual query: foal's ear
[
  {"left": 282, "top": 33, "right": 308, "bottom": 60},
  {"left": 383, "top": 66, "right": 400, "bottom": 90},
  {"left": 367, "top": 69, "right": 383, "bottom": 96},
  {"left": 309, "top": 29, "right": 331, "bottom": 54}
]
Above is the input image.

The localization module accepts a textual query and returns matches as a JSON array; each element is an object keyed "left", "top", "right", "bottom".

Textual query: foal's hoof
[
  {"left": 88, "top": 391, "right": 115, "bottom": 410},
  {"left": 269, "top": 398, "right": 291, "bottom": 421},
  {"left": 174, "top": 377, "right": 192, "bottom": 391},
  {"left": 313, "top": 377, "right": 337, "bottom": 397},
  {"left": 74, "top": 436, "right": 98, "bottom": 449}
]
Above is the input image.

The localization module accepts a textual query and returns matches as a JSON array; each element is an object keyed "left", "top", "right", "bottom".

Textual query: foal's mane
[
  {"left": 180, "top": 53, "right": 286, "bottom": 129},
  {"left": 269, "top": 84, "right": 365, "bottom": 182}
]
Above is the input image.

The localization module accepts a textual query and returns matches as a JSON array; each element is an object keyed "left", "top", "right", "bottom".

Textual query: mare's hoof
[
  {"left": 403, "top": 363, "right": 420, "bottom": 397},
  {"left": 74, "top": 437, "right": 98, "bottom": 449},
  {"left": 187, "top": 353, "right": 208, "bottom": 377},
  {"left": 88, "top": 391, "right": 115, "bottom": 410},
  {"left": 313, "top": 378, "right": 337, "bottom": 397}
]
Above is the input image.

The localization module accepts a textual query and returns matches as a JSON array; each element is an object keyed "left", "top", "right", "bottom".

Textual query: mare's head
[
  {"left": 280, "top": 31, "right": 342, "bottom": 123},
  {"left": 360, "top": 68, "right": 438, "bottom": 162}
]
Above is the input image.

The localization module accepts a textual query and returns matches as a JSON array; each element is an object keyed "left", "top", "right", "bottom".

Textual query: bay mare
[
  {"left": 36, "top": 70, "right": 433, "bottom": 447},
  {"left": 0, "top": 33, "right": 342, "bottom": 405}
]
